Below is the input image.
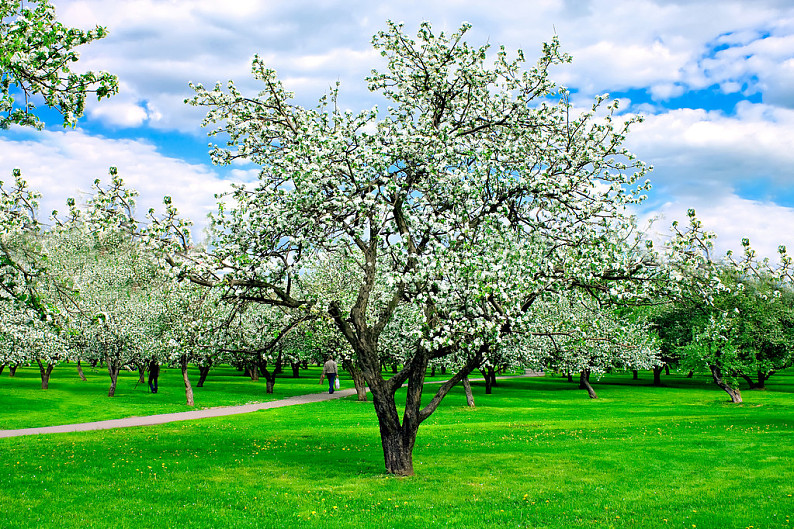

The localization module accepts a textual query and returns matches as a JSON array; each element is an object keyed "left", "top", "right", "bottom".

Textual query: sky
[{"left": 2, "top": 0, "right": 793, "bottom": 260}]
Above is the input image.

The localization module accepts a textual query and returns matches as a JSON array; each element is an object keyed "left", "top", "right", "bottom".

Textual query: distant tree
[
  {"left": 0, "top": 0, "right": 117, "bottom": 129},
  {"left": 653, "top": 212, "right": 794, "bottom": 403}
]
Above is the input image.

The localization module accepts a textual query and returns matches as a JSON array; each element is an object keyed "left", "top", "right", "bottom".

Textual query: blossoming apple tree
[{"left": 181, "top": 21, "right": 658, "bottom": 475}]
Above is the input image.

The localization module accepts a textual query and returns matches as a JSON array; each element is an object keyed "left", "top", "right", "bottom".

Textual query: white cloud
[
  {"left": 645, "top": 195, "right": 794, "bottom": 261},
  {"left": 0, "top": 129, "right": 233, "bottom": 238}
]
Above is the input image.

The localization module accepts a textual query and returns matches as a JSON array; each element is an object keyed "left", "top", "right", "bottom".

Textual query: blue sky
[{"left": 2, "top": 0, "right": 793, "bottom": 259}]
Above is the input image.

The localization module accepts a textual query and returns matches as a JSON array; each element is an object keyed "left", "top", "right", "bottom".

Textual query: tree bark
[
  {"left": 480, "top": 367, "right": 495, "bottom": 394},
  {"left": 197, "top": 365, "right": 211, "bottom": 387},
  {"left": 77, "top": 361, "right": 87, "bottom": 381},
  {"left": 137, "top": 362, "right": 146, "bottom": 384},
  {"left": 181, "top": 355, "right": 194, "bottom": 406},
  {"left": 107, "top": 357, "right": 121, "bottom": 397},
  {"left": 273, "top": 352, "right": 283, "bottom": 375},
  {"left": 343, "top": 359, "right": 367, "bottom": 401},
  {"left": 709, "top": 364, "right": 742, "bottom": 403},
  {"left": 579, "top": 370, "right": 598, "bottom": 399},
  {"left": 756, "top": 370, "right": 772, "bottom": 390},
  {"left": 462, "top": 376, "right": 475, "bottom": 407},
  {"left": 257, "top": 359, "right": 276, "bottom": 394},
  {"left": 652, "top": 365, "right": 663, "bottom": 386},
  {"left": 0, "top": 364, "right": 5, "bottom": 376},
  {"left": 37, "top": 359, "right": 54, "bottom": 390},
  {"left": 291, "top": 362, "right": 301, "bottom": 378},
  {"left": 739, "top": 372, "right": 757, "bottom": 389},
  {"left": 9, "top": 364, "right": 17, "bottom": 376},
  {"left": 632, "top": 370, "right": 638, "bottom": 380},
  {"left": 567, "top": 372, "right": 573, "bottom": 383}
]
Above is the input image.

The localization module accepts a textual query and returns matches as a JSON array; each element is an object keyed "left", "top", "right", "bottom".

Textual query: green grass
[
  {"left": 1, "top": 369, "right": 793, "bottom": 528},
  {"left": 0, "top": 363, "right": 478, "bottom": 429}
]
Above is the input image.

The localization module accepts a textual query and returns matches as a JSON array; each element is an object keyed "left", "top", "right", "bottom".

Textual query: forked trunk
[
  {"left": 709, "top": 364, "right": 742, "bottom": 403},
  {"left": 197, "top": 365, "right": 211, "bottom": 387},
  {"left": 137, "top": 362, "right": 146, "bottom": 384},
  {"left": 343, "top": 359, "right": 367, "bottom": 401},
  {"left": 462, "top": 376, "right": 475, "bottom": 407},
  {"left": 371, "top": 386, "right": 417, "bottom": 476},
  {"left": 579, "top": 370, "right": 597, "bottom": 399},
  {"left": 181, "top": 355, "right": 194, "bottom": 406},
  {"left": 37, "top": 359, "right": 54, "bottom": 390},
  {"left": 77, "top": 361, "right": 87, "bottom": 381}
]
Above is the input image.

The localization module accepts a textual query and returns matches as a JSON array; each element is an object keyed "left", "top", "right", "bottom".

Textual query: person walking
[{"left": 319, "top": 356, "right": 338, "bottom": 394}]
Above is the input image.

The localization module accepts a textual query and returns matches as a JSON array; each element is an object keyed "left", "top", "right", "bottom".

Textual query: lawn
[{"left": 1, "top": 369, "right": 792, "bottom": 528}]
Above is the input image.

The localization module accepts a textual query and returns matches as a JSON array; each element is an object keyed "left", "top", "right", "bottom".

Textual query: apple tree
[{"left": 182, "top": 21, "right": 656, "bottom": 475}]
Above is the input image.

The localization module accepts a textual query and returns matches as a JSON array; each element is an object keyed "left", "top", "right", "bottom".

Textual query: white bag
[{"left": 334, "top": 377, "right": 340, "bottom": 390}]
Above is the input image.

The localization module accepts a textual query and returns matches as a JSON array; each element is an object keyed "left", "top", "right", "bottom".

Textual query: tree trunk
[
  {"left": 196, "top": 365, "right": 211, "bottom": 387},
  {"left": 9, "top": 364, "right": 18, "bottom": 377},
  {"left": 370, "top": 381, "right": 419, "bottom": 476},
  {"left": 37, "top": 359, "right": 54, "bottom": 390},
  {"left": 273, "top": 352, "right": 283, "bottom": 375},
  {"left": 686, "top": 370, "right": 694, "bottom": 378},
  {"left": 632, "top": 370, "right": 638, "bottom": 380},
  {"left": 652, "top": 365, "right": 663, "bottom": 386},
  {"left": 181, "top": 355, "right": 194, "bottom": 406},
  {"left": 756, "top": 370, "right": 771, "bottom": 390},
  {"left": 246, "top": 365, "right": 259, "bottom": 381},
  {"left": 462, "top": 376, "right": 475, "bottom": 407},
  {"left": 107, "top": 357, "right": 121, "bottom": 397},
  {"left": 258, "top": 359, "right": 276, "bottom": 394},
  {"left": 664, "top": 364, "right": 670, "bottom": 375},
  {"left": 709, "top": 364, "right": 742, "bottom": 403},
  {"left": 77, "top": 361, "right": 87, "bottom": 381},
  {"left": 0, "top": 364, "right": 4, "bottom": 376},
  {"left": 291, "top": 362, "right": 300, "bottom": 378},
  {"left": 480, "top": 368, "right": 494, "bottom": 394},
  {"left": 430, "top": 365, "right": 436, "bottom": 377},
  {"left": 739, "top": 372, "right": 757, "bottom": 389},
  {"left": 343, "top": 359, "right": 367, "bottom": 401},
  {"left": 567, "top": 372, "right": 573, "bottom": 383},
  {"left": 579, "top": 370, "right": 598, "bottom": 399}
]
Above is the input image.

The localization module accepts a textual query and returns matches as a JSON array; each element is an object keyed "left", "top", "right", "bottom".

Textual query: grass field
[{"left": 1, "top": 367, "right": 792, "bottom": 528}]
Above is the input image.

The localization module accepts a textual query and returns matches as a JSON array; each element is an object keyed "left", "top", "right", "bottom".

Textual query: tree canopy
[
  {"left": 180, "top": 21, "right": 660, "bottom": 475},
  {"left": 0, "top": 0, "right": 117, "bottom": 129}
]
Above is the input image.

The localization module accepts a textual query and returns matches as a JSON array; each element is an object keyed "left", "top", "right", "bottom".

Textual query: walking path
[
  {"left": 1, "top": 371, "right": 543, "bottom": 439},
  {"left": 0, "top": 388, "right": 361, "bottom": 439}
]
